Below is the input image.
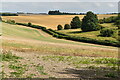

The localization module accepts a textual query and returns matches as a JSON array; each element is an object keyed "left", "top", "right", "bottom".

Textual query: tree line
[
  {"left": 48, "top": 10, "right": 85, "bottom": 15},
  {"left": 57, "top": 11, "right": 102, "bottom": 31},
  {"left": 0, "top": 13, "right": 18, "bottom": 16},
  {"left": 57, "top": 11, "right": 119, "bottom": 37}
]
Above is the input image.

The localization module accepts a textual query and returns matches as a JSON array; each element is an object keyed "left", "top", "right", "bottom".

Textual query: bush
[
  {"left": 64, "top": 24, "right": 71, "bottom": 29},
  {"left": 104, "top": 16, "right": 117, "bottom": 23},
  {"left": 0, "top": 16, "right": 2, "bottom": 21},
  {"left": 99, "top": 19, "right": 104, "bottom": 24},
  {"left": 100, "top": 29, "right": 114, "bottom": 37},
  {"left": 28, "top": 22, "right": 32, "bottom": 26},
  {"left": 114, "top": 20, "right": 120, "bottom": 28},
  {"left": 81, "top": 11, "right": 100, "bottom": 32},
  {"left": 57, "top": 25, "right": 63, "bottom": 30},
  {"left": 70, "top": 16, "right": 81, "bottom": 29},
  {"left": 6, "top": 19, "right": 15, "bottom": 24}
]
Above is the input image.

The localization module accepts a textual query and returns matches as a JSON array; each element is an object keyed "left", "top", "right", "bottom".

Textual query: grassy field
[
  {"left": 2, "top": 14, "right": 117, "bottom": 30},
  {"left": 2, "top": 22, "right": 118, "bottom": 57},
  {"left": 57, "top": 23, "right": 118, "bottom": 41}
]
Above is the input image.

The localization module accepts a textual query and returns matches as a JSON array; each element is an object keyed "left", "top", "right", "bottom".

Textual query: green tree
[
  {"left": 99, "top": 19, "right": 104, "bottom": 24},
  {"left": 64, "top": 24, "right": 71, "bottom": 29},
  {"left": 57, "top": 24, "right": 63, "bottom": 30},
  {"left": 28, "top": 22, "right": 32, "bottom": 26},
  {"left": 100, "top": 29, "right": 114, "bottom": 37},
  {"left": 81, "top": 11, "right": 100, "bottom": 32},
  {"left": 70, "top": 16, "right": 81, "bottom": 29}
]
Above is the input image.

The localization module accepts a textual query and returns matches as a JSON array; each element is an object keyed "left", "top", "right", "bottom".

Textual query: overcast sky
[
  {"left": 1, "top": 0, "right": 120, "bottom": 2},
  {"left": 0, "top": 1, "right": 119, "bottom": 14}
]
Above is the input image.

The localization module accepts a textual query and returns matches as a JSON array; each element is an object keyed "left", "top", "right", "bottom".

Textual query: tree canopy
[
  {"left": 81, "top": 11, "right": 100, "bottom": 32},
  {"left": 70, "top": 16, "right": 81, "bottom": 29}
]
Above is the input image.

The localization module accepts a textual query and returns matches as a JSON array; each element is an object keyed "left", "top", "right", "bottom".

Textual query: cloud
[
  {"left": 1, "top": 2, "right": 118, "bottom": 14},
  {"left": 94, "top": 3, "right": 101, "bottom": 7},
  {"left": 1, "top": 0, "right": 119, "bottom": 2},
  {"left": 108, "top": 3, "right": 115, "bottom": 7}
]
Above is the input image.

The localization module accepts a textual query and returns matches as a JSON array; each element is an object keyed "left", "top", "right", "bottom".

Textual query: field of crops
[{"left": 2, "top": 14, "right": 117, "bottom": 30}]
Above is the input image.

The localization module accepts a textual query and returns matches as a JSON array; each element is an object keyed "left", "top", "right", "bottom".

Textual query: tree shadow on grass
[{"left": 57, "top": 67, "right": 120, "bottom": 80}]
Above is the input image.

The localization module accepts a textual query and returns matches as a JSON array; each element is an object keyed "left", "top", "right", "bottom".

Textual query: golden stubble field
[{"left": 2, "top": 14, "right": 117, "bottom": 30}]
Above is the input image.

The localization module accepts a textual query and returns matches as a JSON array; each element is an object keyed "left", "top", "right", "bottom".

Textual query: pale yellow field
[{"left": 2, "top": 14, "right": 117, "bottom": 30}]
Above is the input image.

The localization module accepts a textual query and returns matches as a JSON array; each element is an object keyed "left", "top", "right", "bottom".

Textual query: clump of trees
[
  {"left": 57, "top": 25, "right": 63, "bottom": 30},
  {"left": 99, "top": 16, "right": 118, "bottom": 24},
  {"left": 64, "top": 24, "right": 71, "bottom": 29},
  {"left": 70, "top": 16, "right": 81, "bottom": 29},
  {"left": 48, "top": 10, "right": 61, "bottom": 15},
  {"left": 56, "top": 11, "right": 119, "bottom": 38},
  {"left": 48, "top": 10, "right": 85, "bottom": 15},
  {"left": 81, "top": 11, "right": 101, "bottom": 32},
  {"left": 57, "top": 11, "right": 102, "bottom": 31},
  {"left": 0, "top": 13, "right": 18, "bottom": 16},
  {"left": 100, "top": 29, "right": 114, "bottom": 37}
]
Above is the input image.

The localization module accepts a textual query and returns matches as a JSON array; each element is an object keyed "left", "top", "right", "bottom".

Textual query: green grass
[
  {"left": 36, "top": 65, "right": 48, "bottom": 75},
  {"left": 42, "top": 56, "right": 118, "bottom": 66},
  {"left": 0, "top": 50, "right": 22, "bottom": 62},
  {"left": 2, "top": 22, "right": 76, "bottom": 44},
  {"left": 57, "top": 23, "right": 118, "bottom": 41}
]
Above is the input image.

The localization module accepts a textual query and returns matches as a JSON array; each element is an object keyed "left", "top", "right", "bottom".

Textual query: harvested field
[{"left": 2, "top": 14, "right": 117, "bottom": 29}]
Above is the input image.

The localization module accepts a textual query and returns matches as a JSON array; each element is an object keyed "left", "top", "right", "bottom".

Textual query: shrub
[
  {"left": 81, "top": 11, "right": 100, "bottom": 32},
  {"left": 64, "top": 24, "right": 71, "bottom": 29},
  {"left": 57, "top": 25, "right": 63, "bottom": 30},
  {"left": 0, "top": 16, "right": 2, "bottom": 21},
  {"left": 104, "top": 16, "right": 117, "bottom": 23},
  {"left": 114, "top": 20, "right": 120, "bottom": 28},
  {"left": 99, "top": 19, "right": 104, "bottom": 24},
  {"left": 100, "top": 29, "right": 114, "bottom": 37},
  {"left": 28, "top": 22, "right": 32, "bottom": 26},
  {"left": 6, "top": 19, "right": 15, "bottom": 24},
  {"left": 70, "top": 16, "right": 81, "bottom": 29}
]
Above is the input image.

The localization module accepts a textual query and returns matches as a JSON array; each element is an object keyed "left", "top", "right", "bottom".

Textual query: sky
[
  {"left": 0, "top": 0, "right": 119, "bottom": 14},
  {"left": 1, "top": 0, "right": 120, "bottom": 2}
]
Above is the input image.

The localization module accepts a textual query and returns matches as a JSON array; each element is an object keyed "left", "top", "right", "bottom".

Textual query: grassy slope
[
  {"left": 2, "top": 22, "right": 118, "bottom": 57},
  {"left": 2, "top": 14, "right": 117, "bottom": 29},
  {"left": 57, "top": 23, "right": 118, "bottom": 41}
]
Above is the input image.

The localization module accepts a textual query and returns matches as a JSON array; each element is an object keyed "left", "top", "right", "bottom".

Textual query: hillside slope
[{"left": 1, "top": 22, "right": 118, "bottom": 57}]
